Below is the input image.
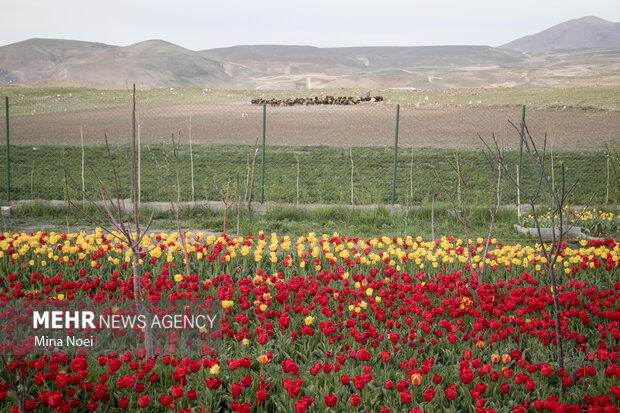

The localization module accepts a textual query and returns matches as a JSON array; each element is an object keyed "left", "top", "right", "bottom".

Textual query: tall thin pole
[
  {"left": 391, "top": 104, "right": 400, "bottom": 205},
  {"left": 131, "top": 83, "right": 137, "bottom": 204},
  {"left": 80, "top": 125, "right": 85, "bottom": 203},
  {"left": 517, "top": 105, "right": 525, "bottom": 210},
  {"left": 137, "top": 117, "right": 141, "bottom": 205},
  {"left": 516, "top": 165, "right": 521, "bottom": 216},
  {"left": 5, "top": 97, "right": 9, "bottom": 203},
  {"left": 606, "top": 152, "right": 610, "bottom": 207},
  {"left": 260, "top": 102, "right": 266, "bottom": 204},
  {"left": 188, "top": 112, "right": 194, "bottom": 202},
  {"left": 131, "top": 84, "right": 136, "bottom": 208}
]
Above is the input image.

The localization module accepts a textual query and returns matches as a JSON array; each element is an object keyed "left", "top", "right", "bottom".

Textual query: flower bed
[
  {"left": 0, "top": 231, "right": 619, "bottom": 412},
  {"left": 518, "top": 207, "right": 620, "bottom": 238}
]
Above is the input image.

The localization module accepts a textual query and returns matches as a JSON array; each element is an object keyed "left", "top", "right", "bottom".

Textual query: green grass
[
  {"left": 381, "top": 85, "right": 620, "bottom": 111},
  {"left": 1, "top": 85, "right": 618, "bottom": 115},
  {"left": 6, "top": 200, "right": 618, "bottom": 240},
  {"left": 0, "top": 86, "right": 256, "bottom": 115},
  {"left": 0, "top": 144, "right": 611, "bottom": 208},
  {"left": 0, "top": 201, "right": 528, "bottom": 240}
]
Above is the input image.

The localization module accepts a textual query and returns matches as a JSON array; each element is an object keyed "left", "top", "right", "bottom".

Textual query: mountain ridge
[
  {"left": 1, "top": 16, "right": 619, "bottom": 89},
  {"left": 501, "top": 16, "right": 620, "bottom": 52}
]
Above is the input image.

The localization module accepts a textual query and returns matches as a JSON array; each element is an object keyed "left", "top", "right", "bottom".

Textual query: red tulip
[
  {"left": 460, "top": 368, "right": 474, "bottom": 384},
  {"left": 282, "top": 359, "right": 299, "bottom": 375},
  {"left": 138, "top": 394, "right": 149, "bottom": 408},
  {"left": 489, "top": 371, "right": 499, "bottom": 382},
  {"left": 159, "top": 394, "right": 172, "bottom": 406},
  {"left": 255, "top": 388, "right": 269, "bottom": 405},
  {"left": 134, "top": 382, "right": 145, "bottom": 393},
  {"left": 205, "top": 377, "right": 221, "bottom": 390},
  {"left": 241, "top": 375, "right": 253, "bottom": 388},
  {"left": 445, "top": 384, "right": 457, "bottom": 400},
  {"left": 118, "top": 397, "right": 129, "bottom": 408},
  {"left": 232, "top": 383, "right": 243, "bottom": 399},
  {"left": 324, "top": 393, "right": 337, "bottom": 407},
  {"left": 423, "top": 387, "right": 435, "bottom": 402},
  {"left": 148, "top": 372, "right": 158, "bottom": 383},
  {"left": 353, "top": 376, "right": 366, "bottom": 390},
  {"left": 526, "top": 379, "right": 536, "bottom": 391},
  {"left": 502, "top": 368, "right": 513, "bottom": 379},
  {"left": 294, "top": 396, "right": 313, "bottom": 413}
]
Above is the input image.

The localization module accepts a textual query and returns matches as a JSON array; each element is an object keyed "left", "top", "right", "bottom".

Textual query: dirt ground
[{"left": 7, "top": 103, "right": 619, "bottom": 150}]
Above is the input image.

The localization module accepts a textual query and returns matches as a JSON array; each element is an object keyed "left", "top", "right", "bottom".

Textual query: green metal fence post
[
  {"left": 260, "top": 102, "right": 266, "bottom": 204},
  {"left": 4, "top": 97, "right": 9, "bottom": 204},
  {"left": 391, "top": 104, "right": 400, "bottom": 205},
  {"left": 517, "top": 105, "right": 525, "bottom": 210}
]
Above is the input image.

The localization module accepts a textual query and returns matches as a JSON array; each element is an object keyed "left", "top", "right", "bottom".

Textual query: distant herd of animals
[{"left": 250, "top": 95, "right": 384, "bottom": 106}]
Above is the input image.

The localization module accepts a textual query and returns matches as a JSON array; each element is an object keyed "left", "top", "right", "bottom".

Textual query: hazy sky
[{"left": 2, "top": 0, "right": 619, "bottom": 50}]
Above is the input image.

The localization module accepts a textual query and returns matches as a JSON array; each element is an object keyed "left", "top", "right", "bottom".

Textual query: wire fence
[{"left": 1, "top": 89, "right": 619, "bottom": 208}]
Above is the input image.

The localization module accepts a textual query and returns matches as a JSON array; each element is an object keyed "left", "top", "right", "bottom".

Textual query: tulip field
[{"left": 1, "top": 229, "right": 620, "bottom": 413}]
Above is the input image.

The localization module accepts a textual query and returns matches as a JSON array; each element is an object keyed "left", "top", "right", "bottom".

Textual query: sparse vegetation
[
  {"left": 1, "top": 85, "right": 619, "bottom": 114},
  {"left": 5, "top": 200, "right": 619, "bottom": 240}
]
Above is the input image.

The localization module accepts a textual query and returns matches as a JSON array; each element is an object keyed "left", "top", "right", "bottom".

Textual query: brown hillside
[{"left": 501, "top": 16, "right": 620, "bottom": 52}]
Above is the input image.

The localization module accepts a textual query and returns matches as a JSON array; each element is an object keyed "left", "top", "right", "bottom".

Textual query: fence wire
[{"left": 1, "top": 91, "right": 619, "bottom": 208}]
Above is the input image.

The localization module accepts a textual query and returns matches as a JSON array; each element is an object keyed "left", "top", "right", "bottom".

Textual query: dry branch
[
  {"left": 480, "top": 120, "right": 591, "bottom": 391},
  {"left": 64, "top": 85, "right": 155, "bottom": 358}
]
